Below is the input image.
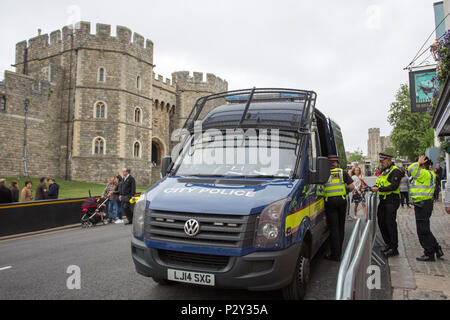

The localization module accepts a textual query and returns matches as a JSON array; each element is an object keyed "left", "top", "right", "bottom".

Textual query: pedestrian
[
  {"left": 400, "top": 168, "right": 411, "bottom": 208},
  {"left": 0, "top": 178, "right": 13, "bottom": 204},
  {"left": 113, "top": 175, "right": 124, "bottom": 224},
  {"left": 102, "top": 177, "right": 116, "bottom": 224},
  {"left": 47, "top": 178, "right": 59, "bottom": 200},
  {"left": 35, "top": 177, "right": 48, "bottom": 201},
  {"left": 445, "top": 180, "right": 450, "bottom": 214},
  {"left": 323, "top": 155, "right": 354, "bottom": 261},
  {"left": 371, "top": 153, "right": 404, "bottom": 258},
  {"left": 21, "top": 181, "right": 33, "bottom": 202},
  {"left": 119, "top": 168, "right": 136, "bottom": 225},
  {"left": 9, "top": 181, "right": 19, "bottom": 203},
  {"left": 407, "top": 156, "right": 444, "bottom": 261},
  {"left": 350, "top": 167, "right": 368, "bottom": 220},
  {"left": 433, "top": 161, "right": 442, "bottom": 201}
]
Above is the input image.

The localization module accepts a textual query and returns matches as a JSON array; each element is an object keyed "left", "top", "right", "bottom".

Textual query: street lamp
[{"left": 23, "top": 98, "right": 30, "bottom": 177}]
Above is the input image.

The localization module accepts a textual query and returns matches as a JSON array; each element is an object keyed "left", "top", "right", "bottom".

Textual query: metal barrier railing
[
  {"left": 336, "top": 192, "right": 383, "bottom": 300},
  {"left": 335, "top": 219, "right": 361, "bottom": 300}
]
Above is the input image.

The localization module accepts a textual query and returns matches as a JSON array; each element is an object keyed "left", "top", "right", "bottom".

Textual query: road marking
[{"left": 0, "top": 266, "right": 12, "bottom": 271}]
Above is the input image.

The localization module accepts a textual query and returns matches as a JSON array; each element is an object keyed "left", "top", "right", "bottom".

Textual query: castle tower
[
  {"left": 367, "top": 128, "right": 381, "bottom": 163},
  {"left": 12, "top": 22, "right": 155, "bottom": 185},
  {"left": 2, "top": 22, "right": 229, "bottom": 186},
  {"left": 172, "top": 71, "right": 228, "bottom": 130}
]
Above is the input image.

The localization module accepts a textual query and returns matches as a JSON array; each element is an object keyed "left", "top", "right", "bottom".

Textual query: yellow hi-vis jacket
[
  {"left": 407, "top": 162, "right": 435, "bottom": 202},
  {"left": 376, "top": 165, "right": 401, "bottom": 200},
  {"left": 324, "top": 168, "right": 347, "bottom": 200}
]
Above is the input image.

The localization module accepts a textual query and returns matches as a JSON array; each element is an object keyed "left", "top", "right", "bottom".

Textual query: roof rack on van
[{"left": 181, "top": 88, "right": 317, "bottom": 133}]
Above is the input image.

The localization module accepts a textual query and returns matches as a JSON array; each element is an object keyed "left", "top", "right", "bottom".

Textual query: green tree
[
  {"left": 387, "top": 84, "right": 434, "bottom": 160},
  {"left": 348, "top": 149, "right": 364, "bottom": 162},
  {"left": 382, "top": 146, "right": 396, "bottom": 157}
]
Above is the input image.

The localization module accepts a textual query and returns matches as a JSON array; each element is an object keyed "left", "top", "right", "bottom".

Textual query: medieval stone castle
[
  {"left": 0, "top": 22, "right": 228, "bottom": 186},
  {"left": 367, "top": 128, "right": 393, "bottom": 163}
]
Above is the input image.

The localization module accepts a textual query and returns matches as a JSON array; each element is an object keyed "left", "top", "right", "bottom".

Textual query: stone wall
[{"left": 0, "top": 71, "right": 63, "bottom": 178}]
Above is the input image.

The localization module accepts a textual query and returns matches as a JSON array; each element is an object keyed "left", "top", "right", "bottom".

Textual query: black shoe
[
  {"left": 124, "top": 221, "right": 132, "bottom": 225},
  {"left": 436, "top": 247, "right": 444, "bottom": 259},
  {"left": 382, "top": 248, "right": 399, "bottom": 258},
  {"left": 416, "top": 254, "right": 435, "bottom": 262},
  {"left": 325, "top": 254, "right": 340, "bottom": 262}
]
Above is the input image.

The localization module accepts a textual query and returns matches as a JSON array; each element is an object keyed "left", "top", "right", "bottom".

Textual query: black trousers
[
  {"left": 325, "top": 197, "right": 347, "bottom": 258},
  {"left": 400, "top": 192, "right": 410, "bottom": 207},
  {"left": 414, "top": 199, "right": 440, "bottom": 256},
  {"left": 121, "top": 197, "right": 134, "bottom": 223},
  {"left": 377, "top": 197, "right": 400, "bottom": 250}
]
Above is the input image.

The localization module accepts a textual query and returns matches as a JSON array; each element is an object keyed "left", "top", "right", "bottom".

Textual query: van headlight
[
  {"left": 254, "top": 198, "right": 289, "bottom": 249},
  {"left": 133, "top": 193, "right": 147, "bottom": 238}
]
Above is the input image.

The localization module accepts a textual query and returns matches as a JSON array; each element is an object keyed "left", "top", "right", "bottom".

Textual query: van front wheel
[{"left": 282, "top": 245, "right": 310, "bottom": 300}]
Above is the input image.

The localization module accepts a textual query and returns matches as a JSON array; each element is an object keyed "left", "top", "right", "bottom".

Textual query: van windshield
[{"left": 174, "top": 129, "right": 299, "bottom": 178}]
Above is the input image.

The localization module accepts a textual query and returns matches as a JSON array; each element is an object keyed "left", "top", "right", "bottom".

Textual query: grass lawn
[{"left": 3, "top": 177, "right": 150, "bottom": 201}]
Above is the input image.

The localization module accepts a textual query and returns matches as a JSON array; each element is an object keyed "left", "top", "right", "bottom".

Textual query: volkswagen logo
[{"left": 184, "top": 219, "right": 200, "bottom": 237}]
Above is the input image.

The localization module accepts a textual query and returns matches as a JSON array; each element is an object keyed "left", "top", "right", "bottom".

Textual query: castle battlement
[
  {"left": 172, "top": 71, "right": 228, "bottom": 93},
  {"left": 15, "top": 22, "right": 154, "bottom": 67},
  {"left": 152, "top": 72, "right": 176, "bottom": 92},
  {"left": 0, "top": 70, "right": 55, "bottom": 96}
]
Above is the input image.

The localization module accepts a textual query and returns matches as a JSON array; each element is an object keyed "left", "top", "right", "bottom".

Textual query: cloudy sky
[{"left": 0, "top": 0, "right": 441, "bottom": 154}]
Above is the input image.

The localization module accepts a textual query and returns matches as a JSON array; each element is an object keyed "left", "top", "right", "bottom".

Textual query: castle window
[
  {"left": 137, "top": 76, "right": 141, "bottom": 90},
  {"left": 134, "top": 107, "right": 142, "bottom": 123},
  {"left": 94, "top": 101, "right": 107, "bottom": 119},
  {"left": 93, "top": 137, "right": 106, "bottom": 155},
  {"left": 133, "top": 141, "right": 141, "bottom": 158},
  {"left": 0, "top": 96, "right": 5, "bottom": 111},
  {"left": 98, "top": 68, "right": 106, "bottom": 82},
  {"left": 49, "top": 64, "right": 55, "bottom": 82}
]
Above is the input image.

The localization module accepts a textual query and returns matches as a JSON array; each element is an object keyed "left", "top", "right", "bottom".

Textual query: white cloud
[{"left": 366, "top": 4, "right": 382, "bottom": 30}]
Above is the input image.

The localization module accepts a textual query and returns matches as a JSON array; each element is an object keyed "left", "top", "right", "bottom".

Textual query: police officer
[
  {"left": 407, "top": 156, "right": 444, "bottom": 261},
  {"left": 324, "top": 155, "right": 354, "bottom": 261},
  {"left": 371, "top": 153, "right": 404, "bottom": 258}
]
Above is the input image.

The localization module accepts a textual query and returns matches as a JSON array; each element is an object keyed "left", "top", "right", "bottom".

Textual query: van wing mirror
[
  {"left": 161, "top": 156, "right": 172, "bottom": 178},
  {"left": 310, "top": 157, "right": 329, "bottom": 184}
]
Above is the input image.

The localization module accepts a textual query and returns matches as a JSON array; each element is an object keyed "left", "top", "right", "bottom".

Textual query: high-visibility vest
[
  {"left": 324, "top": 168, "right": 347, "bottom": 200},
  {"left": 407, "top": 162, "right": 435, "bottom": 202},
  {"left": 376, "top": 165, "right": 401, "bottom": 199}
]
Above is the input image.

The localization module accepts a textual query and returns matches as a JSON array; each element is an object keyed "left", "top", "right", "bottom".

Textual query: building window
[
  {"left": 49, "top": 64, "right": 54, "bottom": 82},
  {"left": 98, "top": 68, "right": 106, "bottom": 82},
  {"left": 0, "top": 96, "right": 5, "bottom": 111},
  {"left": 134, "top": 107, "right": 142, "bottom": 123},
  {"left": 137, "top": 76, "right": 141, "bottom": 90},
  {"left": 93, "top": 137, "right": 106, "bottom": 155},
  {"left": 133, "top": 141, "right": 141, "bottom": 158},
  {"left": 94, "top": 101, "right": 106, "bottom": 119}
]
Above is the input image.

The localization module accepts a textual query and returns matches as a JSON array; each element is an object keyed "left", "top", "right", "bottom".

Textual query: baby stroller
[{"left": 81, "top": 192, "right": 109, "bottom": 228}]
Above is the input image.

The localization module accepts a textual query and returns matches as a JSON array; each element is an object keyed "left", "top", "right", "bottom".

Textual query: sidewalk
[{"left": 389, "top": 199, "right": 449, "bottom": 300}]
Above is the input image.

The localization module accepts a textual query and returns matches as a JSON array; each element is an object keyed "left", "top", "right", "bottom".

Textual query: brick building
[{"left": 0, "top": 22, "right": 228, "bottom": 186}]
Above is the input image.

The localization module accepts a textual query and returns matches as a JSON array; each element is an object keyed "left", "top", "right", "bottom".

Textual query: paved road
[{"left": 0, "top": 176, "right": 391, "bottom": 300}]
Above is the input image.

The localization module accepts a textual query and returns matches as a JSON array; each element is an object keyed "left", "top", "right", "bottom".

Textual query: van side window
[{"left": 309, "top": 130, "right": 319, "bottom": 171}]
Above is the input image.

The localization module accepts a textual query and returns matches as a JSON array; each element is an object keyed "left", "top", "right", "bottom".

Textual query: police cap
[
  {"left": 328, "top": 155, "right": 339, "bottom": 161},
  {"left": 379, "top": 153, "right": 393, "bottom": 161}
]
